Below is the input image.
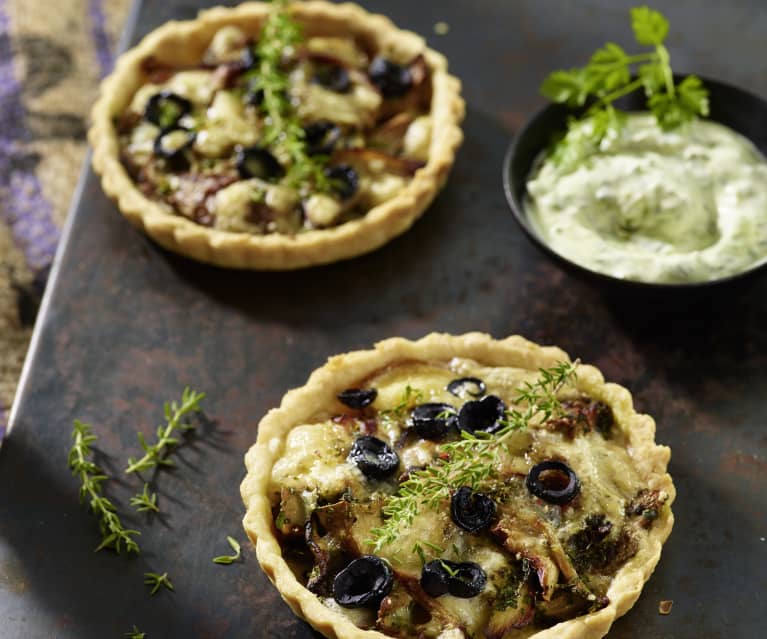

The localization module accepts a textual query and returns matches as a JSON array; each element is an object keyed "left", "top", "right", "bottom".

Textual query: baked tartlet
[
  {"left": 89, "top": 1, "right": 464, "bottom": 269},
  {"left": 241, "top": 333, "right": 674, "bottom": 639}
]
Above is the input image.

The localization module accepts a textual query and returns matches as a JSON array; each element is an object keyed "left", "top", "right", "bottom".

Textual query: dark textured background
[{"left": 1, "top": 1, "right": 766, "bottom": 637}]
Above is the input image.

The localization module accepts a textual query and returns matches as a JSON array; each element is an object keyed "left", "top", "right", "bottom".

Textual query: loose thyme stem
[
  {"left": 68, "top": 420, "right": 141, "bottom": 554},
  {"left": 369, "top": 361, "right": 579, "bottom": 552},
  {"left": 125, "top": 388, "right": 205, "bottom": 474}
]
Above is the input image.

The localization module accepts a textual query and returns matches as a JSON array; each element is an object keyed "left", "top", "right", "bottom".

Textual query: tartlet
[
  {"left": 90, "top": 1, "right": 464, "bottom": 269},
  {"left": 241, "top": 333, "right": 675, "bottom": 639}
]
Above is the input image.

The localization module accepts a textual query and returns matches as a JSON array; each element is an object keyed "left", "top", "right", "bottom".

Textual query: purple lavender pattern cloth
[{"left": 0, "top": 0, "right": 131, "bottom": 440}]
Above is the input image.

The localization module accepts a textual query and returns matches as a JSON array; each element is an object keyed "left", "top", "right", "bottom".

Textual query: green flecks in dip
[{"left": 526, "top": 113, "right": 767, "bottom": 284}]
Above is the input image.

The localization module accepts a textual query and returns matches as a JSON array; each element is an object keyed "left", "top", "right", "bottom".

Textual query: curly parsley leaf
[{"left": 631, "top": 6, "right": 670, "bottom": 46}]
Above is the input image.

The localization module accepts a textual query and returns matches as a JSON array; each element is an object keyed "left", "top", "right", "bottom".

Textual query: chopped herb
[
  {"left": 144, "top": 572, "right": 174, "bottom": 596},
  {"left": 125, "top": 626, "right": 146, "bottom": 639},
  {"left": 213, "top": 536, "right": 242, "bottom": 565}
]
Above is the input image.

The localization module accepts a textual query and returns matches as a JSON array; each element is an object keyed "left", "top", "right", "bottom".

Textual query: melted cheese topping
[{"left": 269, "top": 359, "right": 665, "bottom": 638}]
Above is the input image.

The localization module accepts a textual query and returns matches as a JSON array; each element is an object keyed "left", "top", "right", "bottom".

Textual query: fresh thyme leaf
[
  {"left": 253, "top": 0, "right": 330, "bottom": 192},
  {"left": 125, "top": 625, "right": 146, "bottom": 639},
  {"left": 144, "top": 571, "right": 174, "bottom": 596},
  {"left": 213, "top": 536, "right": 242, "bottom": 565},
  {"left": 125, "top": 388, "right": 205, "bottom": 474},
  {"left": 439, "top": 559, "right": 459, "bottom": 578},
  {"left": 369, "top": 361, "right": 578, "bottom": 552},
  {"left": 541, "top": 6, "right": 708, "bottom": 166},
  {"left": 630, "top": 6, "right": 669, "bottom": 46},
  {"left": 380, "top": 385, "right": 424, "bottom": 423},
  {"left": 68, "top": 420, "right": 141, "bottom": 554},
  {"left": 130, "top": 483, "right": 159, "bottom": 513}
]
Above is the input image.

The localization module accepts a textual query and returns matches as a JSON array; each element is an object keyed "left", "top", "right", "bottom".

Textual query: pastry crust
[
  {"left": 89, "top": 2, "right": 464, "bottom": 269},
  {"left": 241, "top": 332, "right": 675, "bottom": 639}
]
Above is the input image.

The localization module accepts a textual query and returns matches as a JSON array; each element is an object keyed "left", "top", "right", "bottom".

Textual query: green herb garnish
[
  {"left": 125, "top": 626, "right": 146, "bottom": 639},
  {"left": 380, "top": 385, "right": 424, "bottom": 423},
  {"left": 68, "top": 420, "right": 141, "bottom": 554},
  {"left": 125, "top": 388, "right": 205, "bottom": 474},
  {"left": 130, "top": 483, "right": 159, "bottom": 513},
  {"left": 541, "top": 6, "right": 709, "bottom": 163},
  {"left": 368, "top": 361, "right": 578, "bottom": 552},
  {"left": 144, "top": 572, "right": 174, "bottom": 596},
  {"left": 251, "top": 0, "right": 330, "bottom": 192},
  {"left": 212, "top": 536, "right": 242, "bottom": 565}
]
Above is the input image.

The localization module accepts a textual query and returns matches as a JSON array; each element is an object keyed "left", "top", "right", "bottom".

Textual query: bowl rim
[{"left": 502, "top": 75, "right": 767, "bottom": 291}]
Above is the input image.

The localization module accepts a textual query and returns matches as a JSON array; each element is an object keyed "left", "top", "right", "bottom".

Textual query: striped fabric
[{"left": 0, "top": 0, "right": 131, "bottom": 435}]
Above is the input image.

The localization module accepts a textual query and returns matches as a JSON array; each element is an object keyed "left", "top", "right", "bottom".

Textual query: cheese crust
[
  {"left": 89, "top": 2, "right": 464, "bottom": 269},
  {"left": 241, "top": 333, "right": 675, "bottom": 639}
]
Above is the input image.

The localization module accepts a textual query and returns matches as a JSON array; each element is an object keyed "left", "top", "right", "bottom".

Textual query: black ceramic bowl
[{"left": 503, "top": 76, "right": 767, "bottom": 293}]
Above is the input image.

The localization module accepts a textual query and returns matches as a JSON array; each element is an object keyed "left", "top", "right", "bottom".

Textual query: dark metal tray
[{"left": 1, "top": 1, "right": 766, "bottom": 637}]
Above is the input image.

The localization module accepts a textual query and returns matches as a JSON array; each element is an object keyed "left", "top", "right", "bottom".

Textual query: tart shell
[
  {"left": 241, "top": 332, "right": 675, "bottom": 639},
  {"left": 89, "top": 1, "right": 465, "bottom": 270}
]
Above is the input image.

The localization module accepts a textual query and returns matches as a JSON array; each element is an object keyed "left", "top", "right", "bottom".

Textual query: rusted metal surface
[{"left": 1, "top": 0, "right": 766, "bottom": 637}]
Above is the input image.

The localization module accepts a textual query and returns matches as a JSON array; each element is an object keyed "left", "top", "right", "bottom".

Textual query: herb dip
[{"left": 525, "top": 113, "right": 767, "bottom": 283}]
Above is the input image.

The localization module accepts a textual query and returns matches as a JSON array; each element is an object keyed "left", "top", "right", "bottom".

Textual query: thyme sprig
[
  {"left": 369, "top": 361, "right": 578, "bottom": 552},
  {"left": 212, "top": 536, "right": 242, "bottom": 565},
  {"left": 380, "top": 385, "right": 424, "bottom": 423},
  {"left": 125, "top": 388, "right": 205, "bottom": 474},
  {"left": 144, "top": 572, "right": 174, "bottom": 596},
  {"left": 68, "top": 420, "right": 140, "bottom": 554},
  {"left": 130, "top": 483, "right": 159, "bottom": 513},
  {"left": 253, "top": 0, "right": 330, "bottom": 192},
  {"left": 541, "top": 6, "right": 709, "bottom": 166}
]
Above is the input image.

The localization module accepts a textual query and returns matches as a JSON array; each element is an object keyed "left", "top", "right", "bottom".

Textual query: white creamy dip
[{"left": 526, "top": 113, "right": 767, "bottom": 283}]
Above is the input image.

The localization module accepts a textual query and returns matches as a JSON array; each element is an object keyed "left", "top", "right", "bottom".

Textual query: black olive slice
[
  {"left": 450, "top": 486, "right": 496, "bottom": 533},
  {"left": 144, "top": 91, "right": 192, "bottom": 129},
  {"left": 421, "top": 560, "right": 487, "bottom": 599},
  {"left": 409, "top": 403, "right": 457, "bottom": 440},
  {"left": 420, "top": 560, "right": 450, "bottom": 597},
  {"left": 457, "top": 395, "right": 506, "bottom": 435},
  {"left": 242, "top": 44, "right": 259, "bottom": 70},
  {"left": 325, "top": 164, "right": 359, "bottom": 201},
  {"left": 304, "top": 120, "right": 341, "bottom": 156},
  {"left": 337, "top": 388, "right": 377, "bottom": 409},
  {"left": 368, "top": 57, "right": 413, "bottom": 98},
  {"left": 447, "top": 377, "right": 486, "bottom": 399},
  {"left": 348, "top": 436, "right": 399, "bottom": 480},
  {"left": 333, "top": 555, "right": 393, "bottom": 609},
  {"left": 526, "top": 460, "right": 581, "bottom": 505},
  {"left": 153, "top": 127, "right": 196, "bottom": 171},
  {"left": 235, "top": 146, "right": 285, "bottom": 182},
  {"left": 313, "top": 63, "right": 351, "bottom": 93},
  {"left": 244, "top": 78, "right": 265, "bottom": 107}
]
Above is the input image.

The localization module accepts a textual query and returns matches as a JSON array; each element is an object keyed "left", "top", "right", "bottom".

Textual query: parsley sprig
[
  {"left": 368, "top": 361, "right": 578, "bottom": 552},
  {"left": 541, "top": 6, "right": 709, "bottom": 164},
  {"left": 68, "top": 420, "right": 140, "bottom": 554},
  {"left": 125, "top": 388, "right": 205, "bottom": 474},
  {"left": 252, "top": 0, "right": 330, "bottom": 192}
]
